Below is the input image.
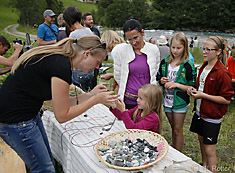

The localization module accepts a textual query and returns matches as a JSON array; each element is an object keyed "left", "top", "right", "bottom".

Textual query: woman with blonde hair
[
  {"left": 56, "top": 13, "right": 67, "bottom": 41},
  {"left": 0, "top": 35, "right": 119, "bottom": 172},
  {"left": 101, "top": 30, "right": 125, "bottom": 52},
  {"left": 101, "top": 30, "right": 126, "bottom": 91}
]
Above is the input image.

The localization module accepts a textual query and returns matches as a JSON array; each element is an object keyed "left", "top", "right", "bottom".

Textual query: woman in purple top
[
  {"left": 110, "top": 84, "right": 163, "bottom": 133},
  {"left": 113, "top": 19, "right": 160, "bottom": 110}
]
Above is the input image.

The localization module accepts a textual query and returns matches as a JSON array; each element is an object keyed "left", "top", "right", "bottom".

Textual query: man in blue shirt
[{"left": 37, "top": 9, "right": 58, "bottom": 46}]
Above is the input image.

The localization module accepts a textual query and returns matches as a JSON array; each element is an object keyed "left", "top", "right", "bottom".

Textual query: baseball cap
[{"left": 44, "top": 9, "right": 56, "bottom": 17}]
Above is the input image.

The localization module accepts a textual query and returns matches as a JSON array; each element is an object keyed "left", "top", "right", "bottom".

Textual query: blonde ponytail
[{"left": 11, "top": 35, "right": 106, "bottom": 73}]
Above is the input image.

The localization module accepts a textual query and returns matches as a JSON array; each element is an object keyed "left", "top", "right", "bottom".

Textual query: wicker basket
[
  {"left": 95, "top": 129, "right": 168, "bottom": 171},
  {"left": 42, "top": 84, "right": 84, "bottom": 112}
]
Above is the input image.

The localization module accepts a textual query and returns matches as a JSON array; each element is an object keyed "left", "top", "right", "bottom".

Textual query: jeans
[
  {"left": 0, "top": 113, "right": 55, "bottom": 173},
  {"left": 72, "top": 69, "right": 94, "bottom": 92}
]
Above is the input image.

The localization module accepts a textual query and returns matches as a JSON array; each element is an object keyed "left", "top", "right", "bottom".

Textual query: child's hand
[
  {"left": 191, "top": 90, "right": 203, "bottom": 99},
  {"left": 100, "top": 73, "right": 114, "bottom": 80},
  {"left": 109, "top": 101, "right": 117, "bottom": 109},
  {"left": 116, "top": 99, "right": 126, "bottom": 112},
  {"left": 187, "top": 87, "right": 197, "bottom": 95},
  {"left": 164, "top": 82, "right": 178, "bottom": 89},
  {"left": 160, "top": 77, "right": 169, "bottom": 84}
]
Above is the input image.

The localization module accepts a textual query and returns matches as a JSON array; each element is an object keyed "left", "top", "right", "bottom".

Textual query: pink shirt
[{"left": 110, "top": 106, "right": 159, "bottom": 133}]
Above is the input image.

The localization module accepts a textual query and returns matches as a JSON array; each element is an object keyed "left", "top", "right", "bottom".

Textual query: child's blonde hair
[
  {"left": 133, "top": 84, "right": 163, "bottom": 133},
  {"left": 207, "top": 36, "right": 227, "bottom": 66},
  {"left": 168, "top": 32, "right": 189, "bottom": 65}
]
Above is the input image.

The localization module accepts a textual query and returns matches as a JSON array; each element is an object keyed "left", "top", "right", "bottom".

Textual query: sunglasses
[{"left": 89, "top": 42, "right": 106, "bottom": 51}]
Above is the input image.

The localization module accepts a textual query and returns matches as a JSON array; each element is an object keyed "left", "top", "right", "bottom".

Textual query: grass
[
  {"left": 61, "top": 0, "right": 97, "bottom": 13},
  {"left": 16, "top": 0, "right": 97, "bottom": 35},
  {"left": 0, "top": 0, "right": 98, "bottom": 83},
  {"left": 1, "top": 0, "right": 234, "bottom": 171},
  {"left": 101, "top": 57, "right": 235, "bottom": 171},
  {"left": 190, "top": 47, "right": 204, "bottom": 64}
]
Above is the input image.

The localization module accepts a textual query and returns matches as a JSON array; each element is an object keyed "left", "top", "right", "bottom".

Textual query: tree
[
  {"left": 96, "top": 0, "right": 235, "bottom": 32},
  {"left": 105, "top": 0, "right": 131, "bottom": 28},
  {"left": 150, "top": 0, "right": 235, "bottom": 31},
  {"left": 127, "top": 0, "right": 150, "bottom": 28},
  {"left": 97, "top": 0, "right": 150, "bottom": 28},
  {"left": 9, "top": 0, "right": 63, "bottom": 26}
]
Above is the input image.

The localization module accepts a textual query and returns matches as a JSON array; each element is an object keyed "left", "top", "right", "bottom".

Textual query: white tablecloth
[{"left": 42, "top": 104, "right": 210, "bottom": 173}]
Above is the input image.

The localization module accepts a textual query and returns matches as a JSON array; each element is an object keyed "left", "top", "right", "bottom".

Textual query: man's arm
[
  {"left": 37, "top": 37, "right": 56, "bottom": 46},
  {"left": 0, "top": 43, "right": 23, "bottom": 67}
]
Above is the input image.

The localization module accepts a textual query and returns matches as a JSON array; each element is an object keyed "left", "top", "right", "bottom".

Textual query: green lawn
[
  {"left": 102, "top": 58, "right": 235, "bottom": 171},
  {"left": 0, "top": 0, "right": 234, "bottom": 171},
  {"left": 61, "top": 0, "right": 97, "bottom": 13}
]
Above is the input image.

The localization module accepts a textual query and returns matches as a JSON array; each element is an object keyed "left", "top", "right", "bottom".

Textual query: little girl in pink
[{"left": 110, "top": 84, "right": 162, "bottom": 133}]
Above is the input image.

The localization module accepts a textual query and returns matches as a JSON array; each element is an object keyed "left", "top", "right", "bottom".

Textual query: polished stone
[{"left": 98, "top": 138, "right": 160, "bottom": 167}]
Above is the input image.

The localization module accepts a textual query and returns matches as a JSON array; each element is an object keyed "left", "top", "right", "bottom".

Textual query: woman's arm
[
  {"left": 77, "top": 83, "right": 109, "bottom": 103},
  {"left": 51, "top": 77, "right": 119, "bottom": 123}
]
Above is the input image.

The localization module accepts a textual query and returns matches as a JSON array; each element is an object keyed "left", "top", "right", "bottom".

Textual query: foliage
[
  {"left": 105, "top": 0, "right": 130, "bottom": 28},
  {"left": 97, "top": 0, "right": 235, "bottom": 32},
  {"left": 9, "top": 0, "right": 63, "bottom": 26},
  {"left": 1, "top": 0, "right": 235, "bottom": 169},
  {"left": 96, "top": 0, "right": 150, "bottom": 28},
  {"left": 190, "top": 47, "right": 204, "bottom": 64},
  {"left": 150, "top": 0, "right": 235, "bottom": 32}
]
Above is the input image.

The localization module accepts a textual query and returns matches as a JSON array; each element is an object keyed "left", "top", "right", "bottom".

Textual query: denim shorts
[
  {"left": 0, "top": 113, "right": 55, "bottom": 172},
  {"left": 164, "top": 104, "right": 190, "bottom": 113}
]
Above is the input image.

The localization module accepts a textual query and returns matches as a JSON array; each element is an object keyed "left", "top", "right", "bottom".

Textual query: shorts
[
  {"left": 190, "top": 113, "right": 221, "bottom": 145},
  {"left": 164, "top": 105, "right": 189, "bottom": 113}
]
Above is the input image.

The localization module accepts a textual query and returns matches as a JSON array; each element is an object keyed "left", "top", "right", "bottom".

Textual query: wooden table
[{"left": 0, "top": 138, "right": 26, "bottom": 173}]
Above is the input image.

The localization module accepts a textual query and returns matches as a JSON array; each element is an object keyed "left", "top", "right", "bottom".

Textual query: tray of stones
[{"left": 95, "top": 129, "right": 168, "bottom": 170}]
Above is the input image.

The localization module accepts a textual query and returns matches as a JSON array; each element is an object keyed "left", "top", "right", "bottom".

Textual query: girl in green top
[{"left": 157, "top": 32, "right": 196, "bottom": 152}]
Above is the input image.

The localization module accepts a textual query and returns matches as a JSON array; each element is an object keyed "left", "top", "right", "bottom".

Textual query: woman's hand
[
  {"left": 116, "top": 99, "right": 126, "bottom": 112},
  {"left": 160, "top": 77, "right": 169, "bottom": 85},
  {"left": 94, "top": 91, "right": 119, "bottom": 105},
  {"left": 89, "top": 83, "right": 109, "bottom": 96}
]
